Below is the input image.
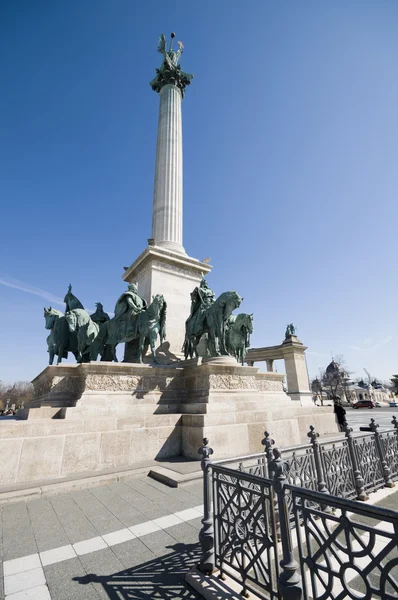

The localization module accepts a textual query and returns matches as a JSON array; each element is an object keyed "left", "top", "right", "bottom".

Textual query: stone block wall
[{"left": 0, "top": 416, "right": 181, "bottom": 487}]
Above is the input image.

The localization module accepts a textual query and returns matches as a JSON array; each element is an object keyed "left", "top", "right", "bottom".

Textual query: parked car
[
  {"left": 375, "top": 402, "right": 382, "bottom": 407},
  {"left": 390, "top": 401, "right": 398, "bottom": 408},
  {"left": 353, "top": 399, "right": 375, "bottom": 409}
]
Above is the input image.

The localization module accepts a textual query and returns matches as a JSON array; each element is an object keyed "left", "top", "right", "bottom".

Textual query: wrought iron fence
[
  {"left": 212, "top": 464, "right": 279, "bottom": 599},
  {"left": 195, "top": 416, "right": 398, "bottom": 600},
  {"left": 223, "top": 416, "right": 398, "bottom": 502},
  {"left": 319, "top": 437, "right": 356, "bottom": 498},
  {"left": 290, "top": 485, "right": 398, "bottom": 600}
]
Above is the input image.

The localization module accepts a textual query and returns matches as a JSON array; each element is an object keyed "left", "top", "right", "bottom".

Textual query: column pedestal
[
  {"left": 281, "top": 336, "right": 313, "bottom": 406},
  {"left": 123, "top": 245, "right": 211, "bottom": 361}
]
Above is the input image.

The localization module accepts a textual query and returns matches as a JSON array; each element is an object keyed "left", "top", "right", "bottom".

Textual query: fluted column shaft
[{"left": 152, "top": 84, "right": 184, "bottom": 254}]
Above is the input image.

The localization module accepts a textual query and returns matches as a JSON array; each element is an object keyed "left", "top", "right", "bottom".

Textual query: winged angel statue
[{"left": 150, "top": 33, "right": 193, "bottom": 97}]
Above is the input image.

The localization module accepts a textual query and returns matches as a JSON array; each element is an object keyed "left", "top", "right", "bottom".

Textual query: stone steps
[
  {"left": 179, "top": 397, "right": 293, "bottom": 414},
  {"left": 0, "top": 414, "right": 181, "bottom": 438},
  {"left": 63, "top": 404, "right": 179, "bottom": 418}
]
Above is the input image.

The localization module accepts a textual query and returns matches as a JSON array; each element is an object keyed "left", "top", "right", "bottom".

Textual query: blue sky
[{"left": 1, "top": 0, "right": 397, "bottom": 383}]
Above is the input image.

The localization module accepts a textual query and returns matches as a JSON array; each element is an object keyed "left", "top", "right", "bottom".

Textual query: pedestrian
[{"left": 334, "top": 400, "right": 347, "bottom": 432}]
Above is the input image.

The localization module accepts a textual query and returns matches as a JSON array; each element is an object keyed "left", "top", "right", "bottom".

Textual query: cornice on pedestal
[{"left": 122, "top": 245, "right": 212, "bottom": 282}]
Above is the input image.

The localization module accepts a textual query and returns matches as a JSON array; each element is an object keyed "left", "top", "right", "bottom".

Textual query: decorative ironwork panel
[
  {"left": 320, "top": 440, "right": 356, "bottom": 499},
  {"left": 284, "top": 448, "right": 318, "bottom": 490},
  {"left": 353, "top": 435, "right": 385, "bottom": 491},
  {"left": 289, "top": 485, "right": 398, "bottom": 600},
  {"left": 238, "top": 456, "right": 268, "bottom": 478},
  {"left": 380, "top": 431, "right": 398, "bottom": 482},
  {"left": 212, "top": 465, "right": 279, "bottom": 599}
]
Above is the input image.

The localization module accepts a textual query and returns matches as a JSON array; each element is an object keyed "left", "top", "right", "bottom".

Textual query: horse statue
[
  {"left": 44, "top": 307, "right": 79, "bottom": 365},
  {"left": 97, "top": 294, "right": 167, "bottom": 364},
  {"left": 183, "top": 291, "right": 243, "bottom": 359},
  {"left": 65, "top": 309, "right": 103, "bottom": 363},
  {"left": 225, "top": 313, "right": 253, "bottom": 365}
]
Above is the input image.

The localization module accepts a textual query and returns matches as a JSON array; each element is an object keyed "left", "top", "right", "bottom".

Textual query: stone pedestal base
[
  {"left": 179, "top": 357, "right": 336, "bottom": 459},
  {"left": 122, "top": 245, "right": 211, "bottom": 361},
  {"left": 1, "top": 360, "right": 338, "bottom": 487}
]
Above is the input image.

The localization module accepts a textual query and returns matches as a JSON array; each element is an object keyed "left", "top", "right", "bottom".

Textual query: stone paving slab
[
  {"left": 44, "top": 557, "right": 99, "bottom": 600},
  {"left": 26, "top": 499, "right": 70, "bottom": 553},
  {"left": 69, "top": 489, "right": 126, "bottom": 536},
  {"left": 2, "top": 504, "right": 38, "bottom": 561}
]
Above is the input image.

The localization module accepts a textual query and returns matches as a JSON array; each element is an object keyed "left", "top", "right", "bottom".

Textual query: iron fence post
[
  {"left": 343, "top": 425, "right": 368, "bottom": 501},
  {"left": 270, "top": 447, "right": 302, "bottom": 600},
  {"left": 392, "top": 415, "right": 398, "bottom": 441},
  {"left": 369, "top": 419, "right": 394, "bottom": 488},
  {"left": 262, "top": 430, "right": 275, "bottom": 478},
  {"left": 307, "top": 426, "right": 329, "bottom": 494},
  {"left": 198, "top": 438, "right": 215, "bottom": 574}
]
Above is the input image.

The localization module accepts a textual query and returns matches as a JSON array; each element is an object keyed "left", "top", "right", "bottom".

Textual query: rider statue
[
  {"left": 185, "top": 277, "right": 215, "bottom": 337},
  {"left": 64, "top": 284, "right": 84, "bottom": 312},
  {"left": 90, "top": 303, "right": 110, "bottom": 326},
  {"left": 285, "top": 323, "right": 297, "bottom": 338},
  {"left": 114, "top": 283, "right": 147, "bottom": 341}
]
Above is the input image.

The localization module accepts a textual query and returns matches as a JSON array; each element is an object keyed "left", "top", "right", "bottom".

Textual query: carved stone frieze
[
  {"left": 208, "top": 374, "right": 258, "bottom": 390},
  {"left": 255, "top": 379, "right": 283, "bottom": 392},
  {"left": 133, "top": 259, "right": 202, "bottom": 283},
  {"left": 83, "top": 373, "right": 185, "bottom": 392},
  {"left": 151, "top": 260, "right": 202, "bottom": 280},
  {"left": 84, "top": 375, "right": 142, "bottom": 392},
  {"left": 34, "top": 375, "right": 82, "bottom": 398}
]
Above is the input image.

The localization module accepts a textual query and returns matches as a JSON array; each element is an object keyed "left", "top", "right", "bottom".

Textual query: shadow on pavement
[{"left": 73, "top": 542, "right": 201, "bottom": 599}]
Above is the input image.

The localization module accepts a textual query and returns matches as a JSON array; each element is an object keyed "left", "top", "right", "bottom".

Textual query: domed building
[{"left": 323, "top": 360, "right": 390, "bottom": 405}]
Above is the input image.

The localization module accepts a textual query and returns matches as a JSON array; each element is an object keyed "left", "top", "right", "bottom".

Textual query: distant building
[
  {"left": 319, "top": 360, "right": 391, "bottom": 405},
  {"left": 345, "top": 380, "right": 390, "bottom": 405}
]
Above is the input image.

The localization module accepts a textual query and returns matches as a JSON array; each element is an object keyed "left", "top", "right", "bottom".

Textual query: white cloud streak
[
  {"left": 0, "top": 274, "right": 114, "bottom": 316},
  {"left": 346, "top": 336, "right": 393, "bottom": 353},
  {"left": 0, "top": 275, "right": 64, "bottom": 306}
]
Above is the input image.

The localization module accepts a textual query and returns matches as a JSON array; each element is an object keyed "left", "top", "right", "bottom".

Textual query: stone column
[
  {"left": 152, "top": 84, "right": 184, "bottom": 254},
  {"left": 266, "top": 359, "right": 274, "bottom": 372},
  {"left": 123, "top": 35, "right": 210, "bottom": 361}
]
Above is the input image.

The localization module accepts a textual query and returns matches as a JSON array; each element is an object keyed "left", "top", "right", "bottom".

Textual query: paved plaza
[
  {"left": 0, "top": 406, "right": 396, "bottom": 599},
  {"left": 0, "top": 476, "right": 204, "bottom": 599},
  {"left": 344, "top": 406, "right": 397, "bottom": 430}
]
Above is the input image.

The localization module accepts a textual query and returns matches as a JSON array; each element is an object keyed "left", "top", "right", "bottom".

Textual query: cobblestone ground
[{"left": 0, "top": 476, "right": 204, "bottom": 599}]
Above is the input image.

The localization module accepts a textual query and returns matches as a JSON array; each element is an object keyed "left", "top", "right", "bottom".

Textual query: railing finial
[
  {"left": 307, "top": 425, "right": 319, "bottom": 444},
  {"left": 198, "top": 438, "right": 213, "bottom": 467},
  {"left": 262, "top": 431, "right": 275, "bottom": 475},
  {"left": 369, "top": 418, "right": 379, "bottom": 433}
]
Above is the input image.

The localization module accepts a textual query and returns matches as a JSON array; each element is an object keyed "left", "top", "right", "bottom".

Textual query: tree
[
  {"left": 311, "top": 376, "right": 325, "bottom": 406},
  {"left": 0, "top": 381, "right": 8, "bottom": 410},
  {"left": 390, "top": 375, "right": 398, "bottom": 396},
  {"left": 0, "top": 381, "right": 34, "bottom": 410}
]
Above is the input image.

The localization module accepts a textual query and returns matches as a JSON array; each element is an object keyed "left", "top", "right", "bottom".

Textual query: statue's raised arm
[{"left": 157, "top": 34, "right": 167, "bottom": 56}]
